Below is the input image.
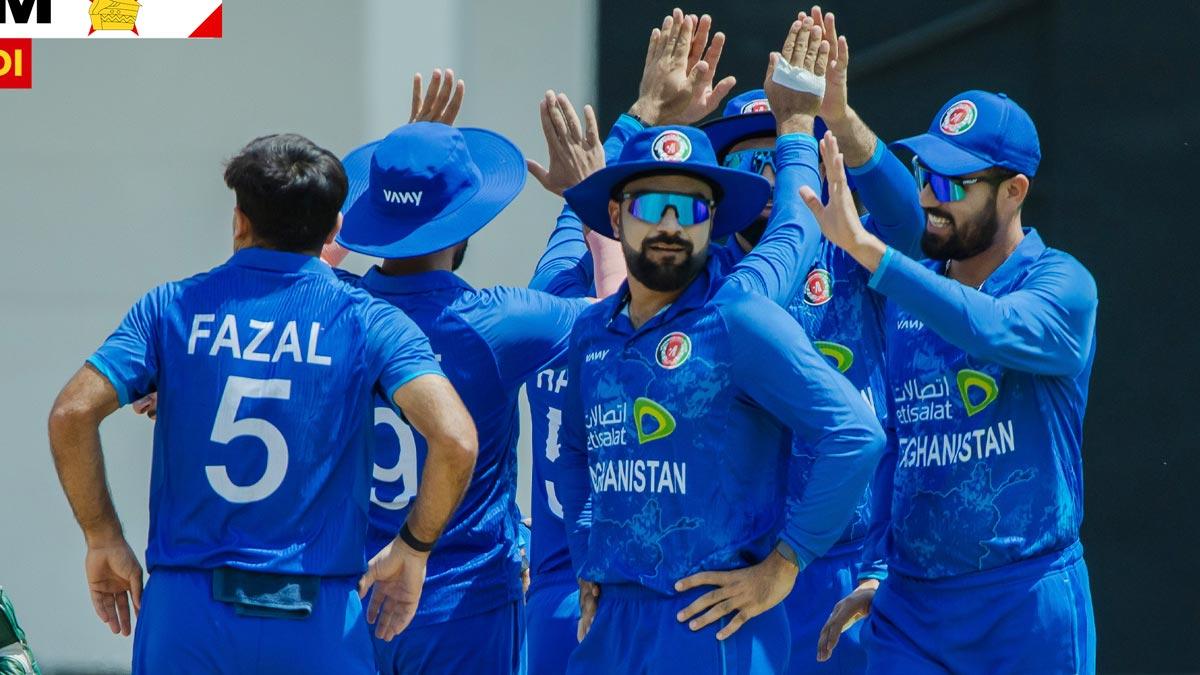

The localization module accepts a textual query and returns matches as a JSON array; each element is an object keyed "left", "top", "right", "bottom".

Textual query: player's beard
[
  {"left": 623, "top": 232, "right": 706, "bottom": 292},
  {"left": 738, "top": 216, "right": 768, "bottom": 247},
  {"left": 920, "top": 196, "right": 1000, "bottom": 261}
]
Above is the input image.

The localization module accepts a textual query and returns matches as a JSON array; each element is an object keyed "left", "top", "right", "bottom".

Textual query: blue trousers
[
  {"left": 784, "top": 544, "right": 867, "bottom": 675},
  {"left": 132, "top": 568, "right": 373, "bottom": 674},
  {"left": 864, "top": 542, "right": 1096, "bottom": 675},
  {"left": 373, "top": 599, "right": 524, "bottom": 675},
  {"left": 525, "top": 572, "right": 580, "bottom": 675},
  {"left": 568, "top": 583, "right": 791, "bottom": 675}
]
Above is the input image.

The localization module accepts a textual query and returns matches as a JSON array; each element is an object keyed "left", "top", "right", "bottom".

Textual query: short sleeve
[
  {"left": 362, "top": 298, "right": 446, "bottom": 402},
  {"left": 87, "top": 287, "right": 168, "bottom": 406}
]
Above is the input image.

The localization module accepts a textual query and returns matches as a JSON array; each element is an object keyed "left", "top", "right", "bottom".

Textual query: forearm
[
  {"left": 822, "top": 107, "right": 878, "bottom": 168},
  {"left": 48, "top": 383, "right": 123, "bottom": 544},
  {"left": 857, "top": 427, "right": 897, "bottom": 583},
  {"left": 586, "top": 228, "right": 626, "bottom": 298},
  {"left": 530, "top": 205, "right": 587, "bottom": 291},
  {"left": 404, "top": 432, "right": 477, "bottom": 543}
]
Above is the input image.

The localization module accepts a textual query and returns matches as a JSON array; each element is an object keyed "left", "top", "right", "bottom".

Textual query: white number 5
[{"left": 207, "top": 375, "right": 292, "bottom": 503}]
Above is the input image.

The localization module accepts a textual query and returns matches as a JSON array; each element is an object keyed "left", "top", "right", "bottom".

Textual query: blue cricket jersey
[
  {"left": 526, "top": 206, "right": 596, "bottom": 587},
  {"left": 868, "top": 229, "right": 1098, "bottom": 579},
  {"left": 88, "top": 247, "right": 443, "bottom": 577},
  {"left": 555, "top": 133, "right": 886, "bottom": 594},
  {"left": 342, "top": 267, "right": 589, "bottom": 626},
  {"left": 784, "top": 141, "right": 924, "bottom": 565}
]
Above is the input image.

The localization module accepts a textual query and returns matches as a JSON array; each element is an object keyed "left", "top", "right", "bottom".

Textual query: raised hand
[
  {"left": 527, "top": 90, "right": 605, "bottom": 196},
  {"left": 409, "top": 68, "right": 465, "bottom": 125},
  {"left": 799, "top": 131, "right": 886, "bottom": 271},
  {"left": 763, "top": 13, "right": 830, "bottom": 133},
  {"left": 810, "top": 6, "right": 850, "bottom": 124},
  {"left": 629, "top": 9, "right": 734, "bottom": 126}
]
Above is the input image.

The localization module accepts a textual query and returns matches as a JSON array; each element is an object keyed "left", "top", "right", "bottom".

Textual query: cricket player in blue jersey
[
  {"left": 699, "top": 9, "right": 924, "bottom": 672},
  {"left": 331, "top": 73, "right": 595, "bottom": 675},
  {"left": 523, "top": 14, "right": 747, "bottom": 674},
  {"left": 46, "top": 133, "right": 478, "bottom": 674},
  {"left": 553, "top": 15, "right": 886, "bottom": 675},
  {"left": 806, "top": 93, "right": 1098, "bottom": 674}
]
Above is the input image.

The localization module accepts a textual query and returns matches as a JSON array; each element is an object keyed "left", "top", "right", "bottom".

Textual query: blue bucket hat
[
  {"left": 337, "top": 122, "right": 526, "bottom": 259},
  {"left": 891, "top": 90, "right": 1041, "bottom": 177},
  {"left": 698, "top": 89, "right": 776, "bottom": 157},
  {"left": 563, "top": 125, "right": 770, "bottom": 241}
]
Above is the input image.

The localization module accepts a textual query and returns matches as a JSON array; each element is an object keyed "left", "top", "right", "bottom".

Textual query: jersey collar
[
  {"left": 605, "top": 254, "right": 721, "bottom": 336},
  {"left": 981, "top": 227, "right": 1045, "bottom": 292},
  {"left": 228, "top": 247, "right": 336, "bottom": 278},
  {"left": 360, "top": 267, "right": 473, "bottom": 296}
]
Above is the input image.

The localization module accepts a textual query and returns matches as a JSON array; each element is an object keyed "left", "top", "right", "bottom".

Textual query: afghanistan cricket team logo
[
  {"left": 651, "top": 130, "right": 692, "bottom": 162},
  {"left": 939, "top": 100, "right": 978, "bottom": 136},
  {"left": 655, "top": 331, "right": 692, "bottom": 369},
  {"left": 803, "top": 268, "right": 832, "bottom": 306},
  {"left": 740, "top": 98, "right": 771, "bottom": 114}
]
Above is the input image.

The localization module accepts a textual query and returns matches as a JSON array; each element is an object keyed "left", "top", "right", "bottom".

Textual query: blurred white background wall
[{"left": 0, "top": 1, "right": 596, "bottom": 670}]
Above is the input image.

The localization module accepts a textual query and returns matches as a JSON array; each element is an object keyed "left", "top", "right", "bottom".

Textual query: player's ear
[
  {"left": 232, "top": 207, "right": 253, "bottom": 246},
  {"left": 608, "top": 200, "right": 622, "bottom": 241},
  {"left": 1006, "top": 174, "right": 1030, "bottom": 207}
]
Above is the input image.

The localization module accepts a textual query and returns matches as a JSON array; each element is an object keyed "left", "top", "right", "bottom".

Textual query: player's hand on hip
[
  {"left": 810, "top": 6, "right": 851, "bottom": 124},
  {"left": 763, "top": 12, "right": 829, "bottom": 133},
  {"left": 131, "top": 393, "right": 157, "bottom": 420},
  {"left": 409, "top": 68, "right": 466, "bottom": 125},
  {"left": 674, "top": 548, "right": 799, "bottom": 641},
  {"left": 817, "top": 578, "right": 878, "bottom": 662},
  {"left": 358, "top": 537, "right": 429, "bottom": 641},
  {"left": 576, "top": 579, "right": 600, "bottom": 642},
  {"left": 84, "top": 537, "right": 143, "bottom": 637},
  {"left": 526, "top": 91, "right": 605, "bottom": 196}
]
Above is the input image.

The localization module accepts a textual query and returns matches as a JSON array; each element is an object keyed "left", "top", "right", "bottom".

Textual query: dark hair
[{"left": 223, "top": 133, "right": 348, "bottom": 253}]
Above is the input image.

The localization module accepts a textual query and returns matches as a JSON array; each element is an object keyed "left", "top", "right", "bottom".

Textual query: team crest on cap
[
  {"left": 651, "top": 130, "right": 692, "bottom": 162},
  {"left": 939, "top": 100, "right": 978, "bottom": 136},
  {"left": 740, "top": 98, "right": 771, "bottom": 114},
  {"left": 656, "top": 332, "right": 692, "bottom": 369},
  {"left": 804, "top": 268, "right": 832, "bottom": 306}
]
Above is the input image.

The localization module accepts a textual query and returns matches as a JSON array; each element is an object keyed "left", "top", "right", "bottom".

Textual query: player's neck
[
  {"left": 946, "top": 215, "right": 1025, "bottom": 289},
  {"left": 626, "top": 276, "right": 686, "bottom": 330},
  {"left": 380, "top": 251, "right": 456, "bottom": 276}
]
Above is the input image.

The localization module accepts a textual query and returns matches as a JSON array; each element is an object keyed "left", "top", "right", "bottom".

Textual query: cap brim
[
  {"left": 698, "top": 112, "right": 776, "bottom": 157},
  {"left": 890, "top": 133, "right": 992, "bottom": 177},
  {"left": 564, "top": 160, "right": 771, "bottom": 241},
  {"left": 337, "top": 128, "right": 526, "bottom": 259}
]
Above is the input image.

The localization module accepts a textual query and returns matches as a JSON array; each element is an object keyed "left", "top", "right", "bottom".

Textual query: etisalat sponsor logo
[
  {"left": 587, "top": 397, "right": 686, "bottom": 494},
  {"left": 894, "top": 369, "right": 1015, "bottom": 469}
]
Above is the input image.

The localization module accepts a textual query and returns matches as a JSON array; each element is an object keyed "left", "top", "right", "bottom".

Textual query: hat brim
[
  {"left": 698, "top": 112, "right": 776, "bottom": 157},
  {"left": 337, "top": 128, "right": 526, "bottom": 259},
  {"left": 564, "top": 160, "right": 771, "bottom": 240},
  {"left": 890, "top": 133, "right": 992, "bottom": 177}
]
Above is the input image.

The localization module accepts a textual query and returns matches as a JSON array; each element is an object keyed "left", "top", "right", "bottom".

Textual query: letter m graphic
[{"left": 2, "top": 0, "right": 50, "bottom": 23}]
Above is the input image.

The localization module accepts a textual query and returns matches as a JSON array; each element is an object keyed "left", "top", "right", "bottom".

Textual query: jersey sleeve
[
  {"left": 362, "top": 298, "right": 446, "bottom": 402},
  {"left": 857, "top": 426, "right": 897, "bottom": 582},
  {"left": 603, "top": 113, "right": 645, "bottom": 162},
  {"left": 555, "top": 327, "right": 592, "bottom": 576},
  {"left": 87, "top": 286, "right": 170, "bottom": 406},
  {"left": 474, "top": 287, "right": 592, "bottom": 389},
  {"left": 723, "top": 133, "right": 823, "bottom": 306},
  {"left": 716, "top": 287, "right": 886, "bottom": 569},
  {"left": 869, "top": 248, "right": 1099, "bottom": 376},
  {"left": 530, "top": 205, "right": 591, "bottom": 293},
  {"left": 849, "top": 141, "right": 925, "bottom": 259}
]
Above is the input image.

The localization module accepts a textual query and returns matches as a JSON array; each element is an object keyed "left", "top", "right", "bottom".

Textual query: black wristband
[{"left": 399, "top": 522, "right": 436, "bottom": 553}]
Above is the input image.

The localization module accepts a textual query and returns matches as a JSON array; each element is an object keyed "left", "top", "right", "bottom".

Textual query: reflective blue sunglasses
[
  {"left": 721, "top": 148, "right": 775, "bottom": 176},
  {"left": 911, "top": 155, "right": 990, "bottom": 203},
  {"left": 621, "top": 191, "right": 714, "bottom": 226}
]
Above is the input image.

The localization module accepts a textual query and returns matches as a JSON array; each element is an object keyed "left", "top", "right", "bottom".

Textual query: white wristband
[{"left": 771, "top": 59, "right": 826, "bottom": 97}]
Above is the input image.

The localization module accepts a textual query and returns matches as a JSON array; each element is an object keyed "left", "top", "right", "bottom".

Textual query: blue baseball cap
[
  {"left": 891, "top": 90, "right": 1041, "bottom": 177},
  {"left": 563, "top": 125, "right": 771, "bottom": 241},
  {"left": 698, "top": 89, "right": 776, "bottom": 157},
  {"left": 337, "top": 122, "right": 526, "bottom": 259}
]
